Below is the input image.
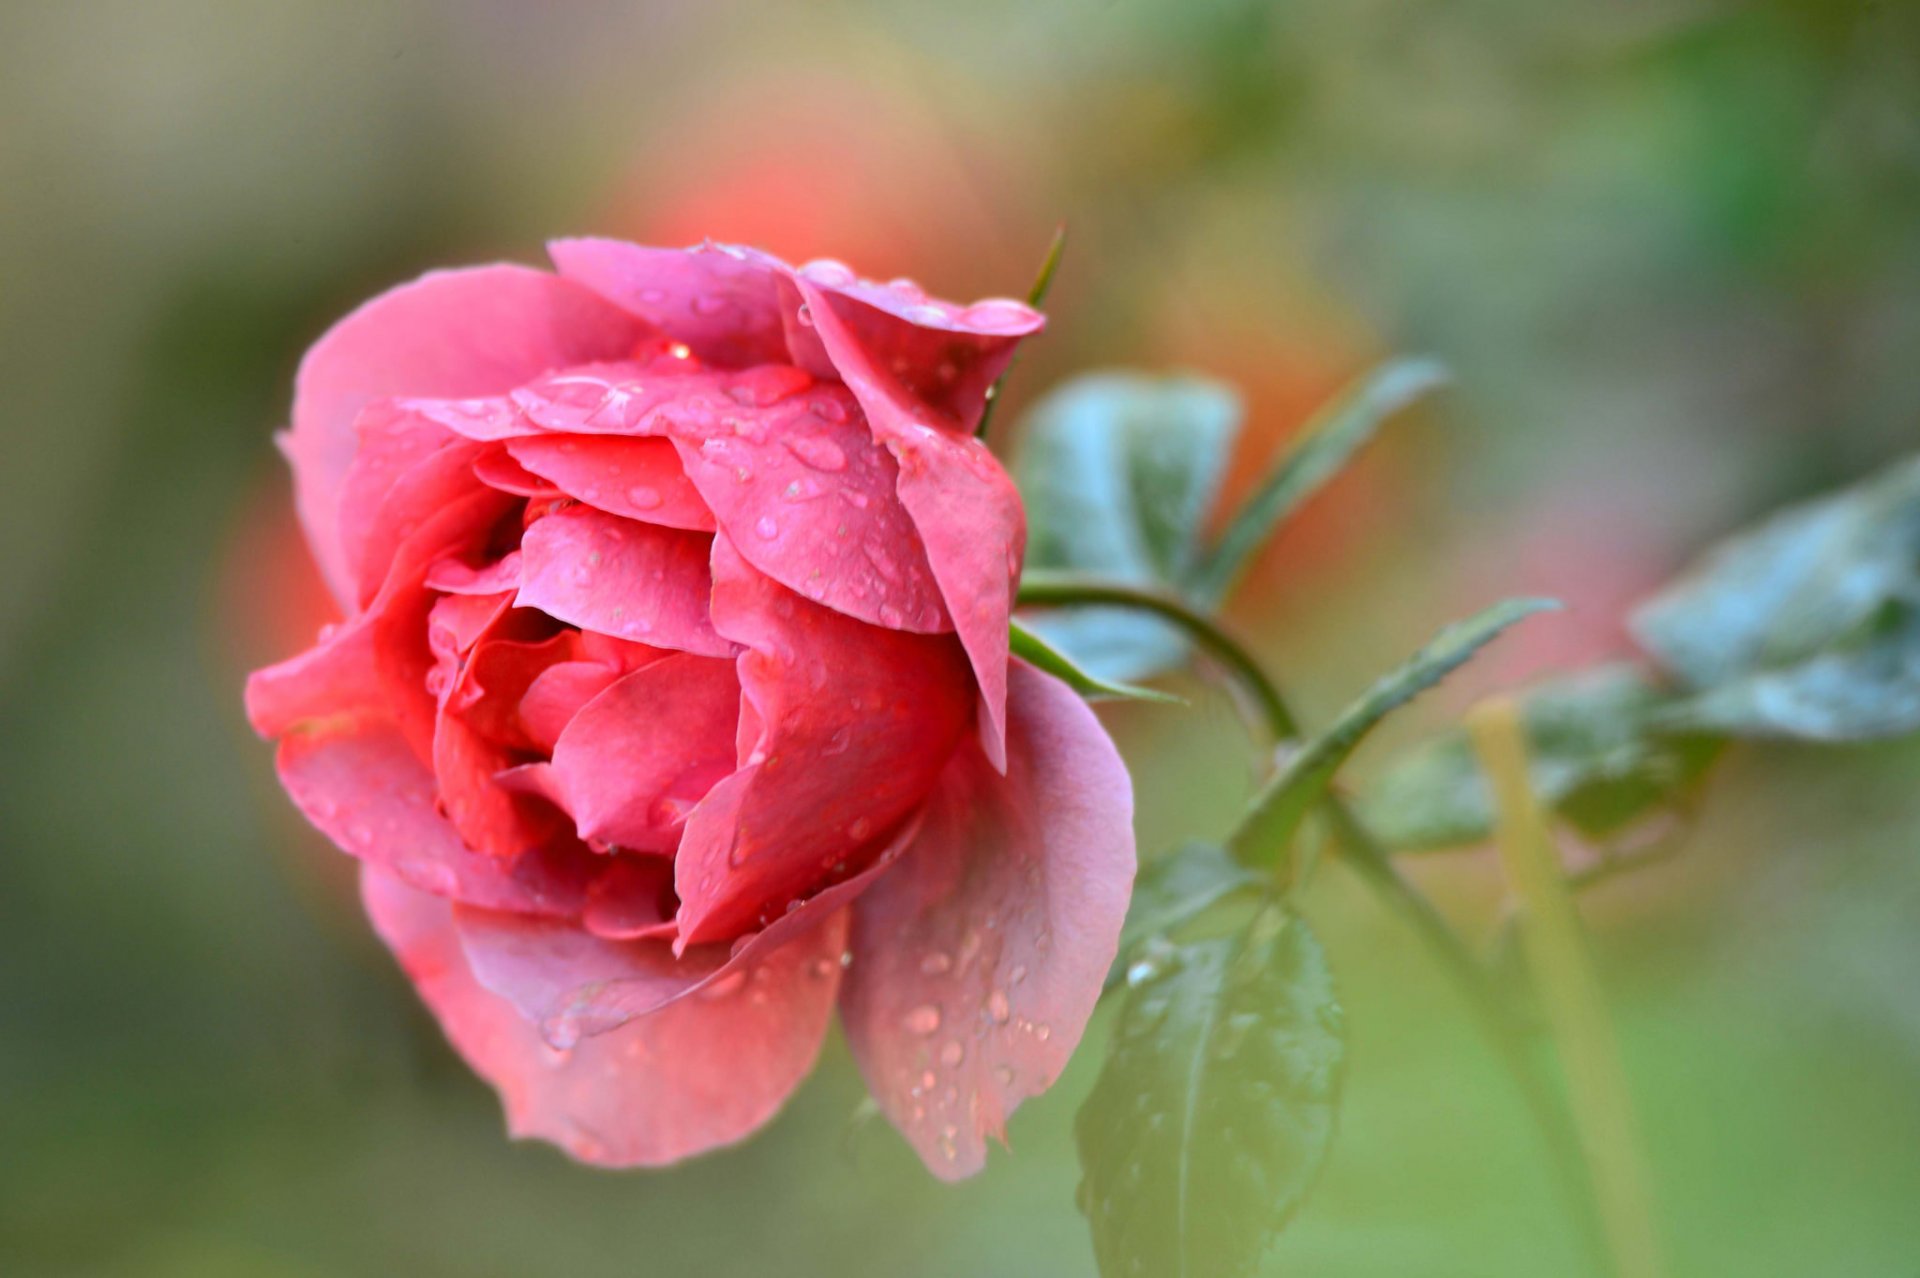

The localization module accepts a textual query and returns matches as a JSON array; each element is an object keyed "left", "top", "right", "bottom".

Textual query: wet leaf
[
  {"left": 1106, "top": 842, "right": 1262, "bottom": 990},
  {"left": 1076, "top": 905, "right": 1343, "bottom": 1278}
]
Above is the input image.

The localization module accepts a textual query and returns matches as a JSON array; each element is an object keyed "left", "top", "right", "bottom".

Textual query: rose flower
[{"left": 244, "top": 240, "right": 1135, "bottom": 1176}]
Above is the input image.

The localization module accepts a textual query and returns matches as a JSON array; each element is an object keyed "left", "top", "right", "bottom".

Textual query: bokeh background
[{"left": 5, "top": 1, "right": 1920, "bottom": 1273}]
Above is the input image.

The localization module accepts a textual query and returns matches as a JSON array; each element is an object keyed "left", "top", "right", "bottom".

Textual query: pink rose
[{"left": 244, "top": 240, "right": 1135, "bottom": 1176}]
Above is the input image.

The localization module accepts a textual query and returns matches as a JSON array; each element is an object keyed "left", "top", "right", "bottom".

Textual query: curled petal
[
  {"left": 838, "top": 661, "right": 1135, "bottom": 1179},
  {"left": 287, "top": 265, "right": 648, "bottom": 603},
  {"left": 516, "top": 506, "right": 731, "bottom": 656},
  {"left": 363, "top": 868, "right": 842, "bottom": 1168},
  {"left": 794, "top": 277, "right": 1027, "bottom": 768},
  {"left": 548, "top": 238, "right": 789, "bottom": 367}
]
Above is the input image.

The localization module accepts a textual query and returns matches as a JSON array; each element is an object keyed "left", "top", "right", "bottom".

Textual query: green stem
[
  {"left": 1470, "top": 699, "right": 1665, "bottom": 1277},
  {"left": 1020, "top": 574, "right": 1608, "bottom": 1268}
]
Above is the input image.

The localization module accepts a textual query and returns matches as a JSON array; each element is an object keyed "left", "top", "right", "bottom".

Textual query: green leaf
[
  {"left": 1361, "top": 664, "right": 1724, "bottom": 851},
  {"left": 1014, "top": 372, "right": 1242, "bottom": 680},
  {"left": 1632, "top": 454, "right": 1920, "bottom": 740},
  {"left": 1011, "top": 619, "right": 1182, "bottom": 704},
  {"left": 976, "top": 226, "right": 1069, "bottom": 442},
  {"left": 1230, "top": 597, "right": 1560, "bottom": 869},
  {"left": 1194, "top": 357, "right": 1449, "bottom": 604},
  {"left": 1106, "top": 842, "right": 1262, "bottom": 990},
  {"left": 1076, "top": 905, "right": 1344, "bottom": 1278}
]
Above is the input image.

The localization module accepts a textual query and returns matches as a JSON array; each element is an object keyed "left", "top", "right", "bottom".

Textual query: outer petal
[
  {"left": 276, "top": 716, "right": 592, "bottom": 915},
  {"left": 287, "top": 265, "right": 649, "bottom": 603},
  {"left": 548, "top": 238, "right": 789, "bottom": 367},
  {"left": 672, "top": 538, "right": 973, "bottom": 944},
  {"left": 363, "top": 868, "right": 843, "bottom": 1168},
  {"left": 794, "top": 277, "right": 1027, "bottom": 768},
  {"left": 516, "top": 505, "right": 731, "bottom": 656},
  {"left": 838, "top": 660, "right": 1135, "bottom": 1179}
]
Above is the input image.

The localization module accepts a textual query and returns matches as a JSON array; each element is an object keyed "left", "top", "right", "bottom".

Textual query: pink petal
[
  {"left": 548, "top": 238, "right": 790, "bottom": 368},
  {"left": 793, "top": 258, "right": 1042, "bottom": 425},
  {"left": 287, "top": 265, "right": 649, "bottom": 604},
  {"left": 472, "top": 445, "right": 558, "bottom": 497},
  {"left": 673, "top": 538, "right": 972, "bottom": 945},
  {"left": 507, "top": 435, "right": 716, "bottom": 530},
  {"left": 518, "top": 661, "right": 624, "bottom": 755},
  {"left": 793, "top": 277, "right": 1027, "bottom": 769},
  {"left": 363, "top": 868, "right": 842, "bottom": 1168},
  {"left": 544, "top": 653, "right": 741, "bottom": 854},
  {"left": 838, "top": 660, "right": 1135, "bottom": 1179},
  {"left": 667, "top": 381, "right": 952, "bottom": 634},
  {"left": 516, "top": 505, "right": 731, "bottom": 656},
  {"left": 245, "top": 619, "right": 384, "bottom": 738},
  {"left": 581, "top": 856, "right": 682, "bottom": 941},
  {"left": 433, "top": 700, "right": 566, "bottom": 859},
  {"left": 424, "top": 550, "right": 523, "bottom": 597},
  {"left": 276, "top": 716, "right": 593, "bottom": 915},
  {"left": 333, "top": 403, "right": 464, "bottom": 605}
]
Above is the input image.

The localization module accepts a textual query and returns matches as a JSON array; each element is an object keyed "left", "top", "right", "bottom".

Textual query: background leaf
[
  {"left": 1362, "top": 664, "right": 1724, "bottom": 851},
  {"left": 1632, "top": 455, "right": 1920, "bottom": 740},
  {"left": 1013, "top": 372, "right": 1242, "bottom": 680},
  {"left": 1076, "top": 905, "right": 1344, "bottom": 1278},
  {"left": 1194, "top": 357, "right": 1448, "bottom": 604}
]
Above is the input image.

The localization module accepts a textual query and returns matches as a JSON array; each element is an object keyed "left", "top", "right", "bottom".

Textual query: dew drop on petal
[
  {"left": 987, "top": 990, "right": 1011, "bottom": 1024},
  {"left": 919, "top": 951, "right": 952, "bottom": 976},
  {"left": 754, "top": 515, "right": 779, "bottom": 540},
  {"left": 939, "top": 1041, "right": 965, "bottom": 1067},
  {"left": 902, "top": 1004, "right": 942, "bottom": 1035}
]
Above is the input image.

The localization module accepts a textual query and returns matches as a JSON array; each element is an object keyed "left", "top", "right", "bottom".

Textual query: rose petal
[
  {"left": 672, "top": 538, "right": 972, "bottom": 945},
  {"left": 245, "top": 620, "right": 383, "bottom": 738},
  {"left": 425, "top": 550, "right": 523, "bottom": 597},
  {"left": 582, "top": 856, "right": 682, "bottom": 942},
  {"left": 507, "top": 435, "right": 716, "bottom": 530},
  {"left": 516, "top": 505, "right": 731, "bottom": 656},
  {"left": 518, "top": 662, "right": 623, "bottom": 755},
  {"left": 838, "top": 660, "right": 1135, "bottom": 1179},
  {"left": 548, "top": 238, "right": 790, "bottom": 368},
  {"left": 334, "top": 403, "right": 466, "bottom": 605},
  {"left": 794, "top": 277, "right": 1026, "bottom": 769},
  {"left": 472, "top": 445, "right": 558, "bottom": 496},
  {"left": 545, "top": 653, "right": 741, "bottom": 854},
  {"left": 287, "top": 265, "right": 649, "bottom": 604},
  {"left": 276, "top": 716, "right": 593, "bottom": 914},
  {"left": 667, "top": 382, "right": 952, "bottom": 634},
  {"left": 363, "top": 868, "right": 842, "bottom": 1168}
]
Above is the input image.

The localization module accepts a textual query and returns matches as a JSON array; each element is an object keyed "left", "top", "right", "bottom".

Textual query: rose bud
[{"left": 244, "top": 240, "right": 1135, "bottom": 1175}]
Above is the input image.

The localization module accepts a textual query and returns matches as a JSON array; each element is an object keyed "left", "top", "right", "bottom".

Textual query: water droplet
[
  {"left": 701, "top": 970, "right": 748, "bottom": 1000},
  {"left": 626, "top": 486, "right": 662, "bottom": 510},
  {"left": 987, "top": 991, "right": 1011, "bottom": 1024},
  {"left": 920, "top": 952, "right": 952, "bottom": 976},
  {"left": 692, "top": 294, "right": 729, "bottom": 316},
  {"left": 902, "top": 1004, "right": 942, "bottom": 1035},
  {"left": 754, "top": 515, "right": 779, "bottom": 540},
  {"left": 939, "top": 1041, "right": 965, "bottom": 1067},
  {"left": 994, "top": 1064, "right": 1015, "bottom": 1087},
  {"left": 1009, "top": 963, "right": 1028, "bottom": 986},
  {"left": 847, "top": 816, "right": 874, "bottom": 840},
  {"left": 785, "top": 435, "right": 847, "bottom": 472},
  {"left": 1034, "top": 1023, "right": 1052, "bottom": 1042}
]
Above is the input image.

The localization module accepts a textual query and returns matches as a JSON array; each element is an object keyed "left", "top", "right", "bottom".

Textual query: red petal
[
  {"left": 276, "top": 716, "right": 593, "bottom": 914},
  {"left": 287, "top": 265, "right": 649, "bottom": 604},
  {"left": 507, "top": 434, "right": 715, "bottom": 530},
  {"left": 544, "top": 653, "right": 741, "bottom": 854},
  {"left": 793, "top": 277, "right": 1027, "bottom": 769},
  {"left": 838, "top": 660, "right": 1135, "bottom": 1179},
  {"left": 362, "top": 868, "right": 841, "bottom": 1168},
  {"left": 672, "top": 538, "right": 972, "bottom": 945},
  {"left": 516, "top": 505, "right": 730, "bottom": 656}
]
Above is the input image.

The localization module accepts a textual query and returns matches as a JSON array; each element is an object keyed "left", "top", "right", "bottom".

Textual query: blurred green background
[{"left": 5, "top": 1, "right": 1920, "bottom": 1273}]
